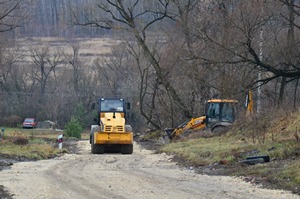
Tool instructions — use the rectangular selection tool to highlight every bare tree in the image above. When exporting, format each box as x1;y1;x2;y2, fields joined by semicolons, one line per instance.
123;41;162;130
278;0;300;107
0;41;28;115
0;0;22;32
72;0;193;118
30;46;63;100
65;43;96;111
186;1;300;109
0;0;34;33
172;0;199;51
93;49;126;97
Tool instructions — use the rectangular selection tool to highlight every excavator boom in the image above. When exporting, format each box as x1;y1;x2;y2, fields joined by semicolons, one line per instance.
165;116;206;140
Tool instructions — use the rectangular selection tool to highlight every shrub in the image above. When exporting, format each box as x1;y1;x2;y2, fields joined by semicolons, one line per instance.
12;130;29;145
13;137;29;145
64;117;82;139
3;115;22;127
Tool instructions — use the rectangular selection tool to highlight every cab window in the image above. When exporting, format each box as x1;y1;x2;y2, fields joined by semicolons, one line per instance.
100;99;124;112
221;103;235;122
207;103;220;118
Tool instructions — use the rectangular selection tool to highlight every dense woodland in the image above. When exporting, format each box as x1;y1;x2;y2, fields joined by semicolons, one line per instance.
0;0;300;131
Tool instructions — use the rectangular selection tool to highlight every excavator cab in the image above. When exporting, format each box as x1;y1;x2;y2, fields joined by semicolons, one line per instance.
205;99;238;130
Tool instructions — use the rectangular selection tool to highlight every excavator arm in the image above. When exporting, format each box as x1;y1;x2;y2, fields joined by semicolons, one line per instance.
165;116;206;140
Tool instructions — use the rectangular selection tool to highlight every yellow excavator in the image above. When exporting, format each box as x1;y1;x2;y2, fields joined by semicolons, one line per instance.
165;91;254;140
165;99;239;140
90;98;133;154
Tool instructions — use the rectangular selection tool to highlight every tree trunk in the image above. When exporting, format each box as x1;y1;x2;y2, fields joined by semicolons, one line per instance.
131;27;191;117
293;78;299;109
278;76;286;106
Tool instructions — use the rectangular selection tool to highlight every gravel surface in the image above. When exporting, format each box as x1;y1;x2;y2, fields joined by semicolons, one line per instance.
0;140;299;199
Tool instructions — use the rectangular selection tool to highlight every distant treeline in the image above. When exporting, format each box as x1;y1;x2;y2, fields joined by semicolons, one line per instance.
13;0;110;37
13;0;165;38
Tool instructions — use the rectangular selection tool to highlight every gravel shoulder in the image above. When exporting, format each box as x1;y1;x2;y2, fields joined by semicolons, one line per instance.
0;140;299;199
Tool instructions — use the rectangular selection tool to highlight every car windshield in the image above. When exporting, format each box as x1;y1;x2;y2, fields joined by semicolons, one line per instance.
24;119;34;122
100;99;124;112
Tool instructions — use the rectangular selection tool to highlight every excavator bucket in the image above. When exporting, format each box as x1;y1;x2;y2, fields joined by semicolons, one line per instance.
164;128;175;140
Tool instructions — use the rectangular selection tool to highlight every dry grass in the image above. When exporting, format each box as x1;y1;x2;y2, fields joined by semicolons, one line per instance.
15;37;122;66
161;135;257;165
0;142;59;160
161;117;300;164
0;128;65;160
0;127;91;161
160;109;300;192
282;162;300;184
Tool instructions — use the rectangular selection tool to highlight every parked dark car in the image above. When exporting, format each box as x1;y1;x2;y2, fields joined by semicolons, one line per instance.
22;118;38;128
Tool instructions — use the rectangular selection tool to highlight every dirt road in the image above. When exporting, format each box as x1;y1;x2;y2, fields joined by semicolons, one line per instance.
0;141;299;199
